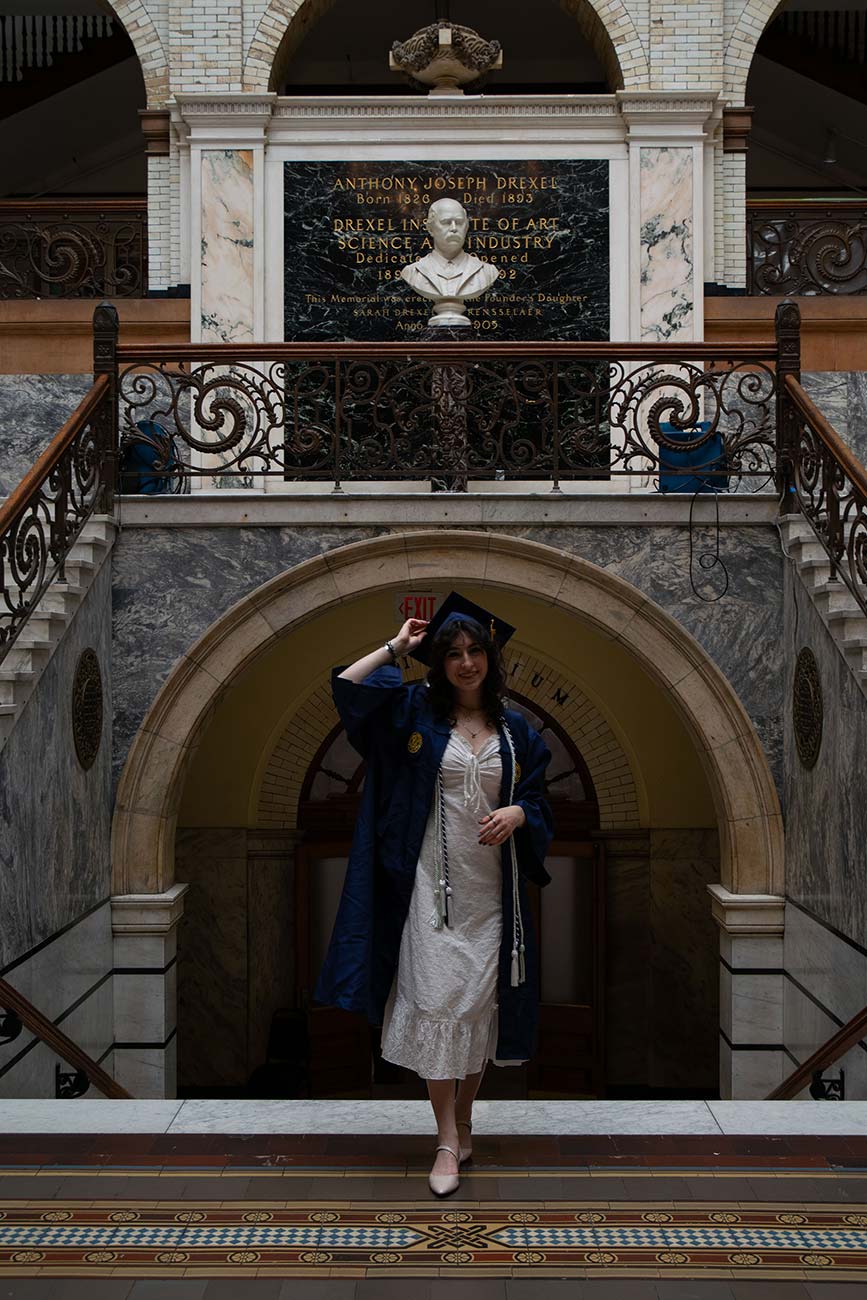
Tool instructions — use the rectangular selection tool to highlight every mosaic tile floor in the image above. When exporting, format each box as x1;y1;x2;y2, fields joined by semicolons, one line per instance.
0;1134;866;1295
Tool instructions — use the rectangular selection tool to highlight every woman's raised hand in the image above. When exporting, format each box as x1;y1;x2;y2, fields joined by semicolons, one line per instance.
392;618;429;656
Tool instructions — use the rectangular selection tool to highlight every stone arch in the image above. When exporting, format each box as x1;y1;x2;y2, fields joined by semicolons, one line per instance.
243;0;648;94
254;642;642;830
112;531;783;900
104;0;170;107
724;0;787;102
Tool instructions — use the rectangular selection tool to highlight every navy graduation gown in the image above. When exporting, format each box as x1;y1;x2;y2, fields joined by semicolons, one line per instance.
313;664;554;1064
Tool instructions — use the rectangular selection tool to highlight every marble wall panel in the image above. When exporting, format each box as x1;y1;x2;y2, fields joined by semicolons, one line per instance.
603;838;651;1087
176;827;249;1090
783;563;867;946
784;901;867;1027
0;976;113;1099
783;979;867;1101
0;374;91;495
649;829;720;1092
111;524;383;795
201;149;254;344
846;371;867;467
500;524;784;798
247;841;295;1074
640;148;693;341
0;561;113;970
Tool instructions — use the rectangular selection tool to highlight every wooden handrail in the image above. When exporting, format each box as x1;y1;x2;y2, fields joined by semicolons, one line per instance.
117;339;781;364
0;374;108;536
767;1002;867;1100
0;199;146;214
785;374;867;501
0;976;132;1099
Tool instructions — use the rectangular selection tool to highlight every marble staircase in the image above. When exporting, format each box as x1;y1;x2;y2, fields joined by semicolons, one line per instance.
779;512;867;696
0;514;116;748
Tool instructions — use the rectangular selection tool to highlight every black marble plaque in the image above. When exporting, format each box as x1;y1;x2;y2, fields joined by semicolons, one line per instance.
283;160;609;342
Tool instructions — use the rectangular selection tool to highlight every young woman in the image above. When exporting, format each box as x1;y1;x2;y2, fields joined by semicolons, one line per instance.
315;603;553;1196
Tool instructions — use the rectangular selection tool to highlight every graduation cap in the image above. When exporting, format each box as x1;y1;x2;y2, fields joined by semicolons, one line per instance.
411;591;516;666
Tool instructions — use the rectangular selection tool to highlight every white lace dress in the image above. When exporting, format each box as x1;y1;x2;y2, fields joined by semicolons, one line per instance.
380;729;505;1080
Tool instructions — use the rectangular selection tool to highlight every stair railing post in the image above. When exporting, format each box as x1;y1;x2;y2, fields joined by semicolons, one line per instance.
774;298;801;509
92;301;119;515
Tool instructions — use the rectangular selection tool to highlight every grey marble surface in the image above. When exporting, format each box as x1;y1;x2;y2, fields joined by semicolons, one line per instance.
649;828;720;1092
176;827;249;1089
802;370;867;467
111;524;384;793
783;564;867;946
0;562;113;969
112;521;783;804
500;523;785;796
0;374;91;495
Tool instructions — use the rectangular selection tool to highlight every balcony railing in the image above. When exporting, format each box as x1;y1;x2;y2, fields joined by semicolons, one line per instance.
113;333;789;494
0;199;147;299
747;199;867;296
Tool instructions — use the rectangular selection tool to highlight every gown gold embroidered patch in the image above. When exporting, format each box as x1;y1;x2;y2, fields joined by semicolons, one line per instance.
407;731;423;754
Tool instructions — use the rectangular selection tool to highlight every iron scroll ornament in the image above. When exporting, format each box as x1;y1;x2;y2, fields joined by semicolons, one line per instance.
72;648;103;771
793;646;823;770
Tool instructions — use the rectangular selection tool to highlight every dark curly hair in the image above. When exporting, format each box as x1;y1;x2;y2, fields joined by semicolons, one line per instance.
426;616;506;725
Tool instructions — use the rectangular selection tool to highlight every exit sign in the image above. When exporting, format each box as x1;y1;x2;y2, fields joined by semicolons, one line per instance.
395;592;442;623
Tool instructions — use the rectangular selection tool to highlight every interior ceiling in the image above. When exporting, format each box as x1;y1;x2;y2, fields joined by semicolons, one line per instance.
281;0;608;91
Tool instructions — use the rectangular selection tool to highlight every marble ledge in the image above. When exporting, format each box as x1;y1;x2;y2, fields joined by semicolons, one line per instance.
118;492;781;530
3;1097;867;1134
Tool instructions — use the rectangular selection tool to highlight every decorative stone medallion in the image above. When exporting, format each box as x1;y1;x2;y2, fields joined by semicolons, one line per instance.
793;646;822;769
72;648;103;770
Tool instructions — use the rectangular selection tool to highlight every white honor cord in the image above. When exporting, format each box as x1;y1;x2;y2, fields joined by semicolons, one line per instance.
502;721;526;988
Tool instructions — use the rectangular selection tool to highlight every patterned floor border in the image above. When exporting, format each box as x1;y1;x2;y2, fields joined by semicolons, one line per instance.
2;1201;867;1280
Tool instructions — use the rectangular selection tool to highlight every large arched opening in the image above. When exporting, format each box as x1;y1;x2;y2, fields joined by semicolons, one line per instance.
244;0;648;95
112;532;783;1100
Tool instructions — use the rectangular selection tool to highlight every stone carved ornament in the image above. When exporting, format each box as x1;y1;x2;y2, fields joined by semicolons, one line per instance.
390;21;503;94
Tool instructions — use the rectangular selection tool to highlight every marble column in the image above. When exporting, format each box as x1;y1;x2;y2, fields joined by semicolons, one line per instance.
620;93;719;343
708;884;786;1099
177;94;274;344
111;884;189;1099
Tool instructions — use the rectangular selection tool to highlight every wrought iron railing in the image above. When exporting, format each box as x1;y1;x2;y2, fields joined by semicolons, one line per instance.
0;305;116;663
0;976;131;1099
747;199;867;296
0;199;147;299
767;1000;867;1101
786;370;867;619
112;331;787;493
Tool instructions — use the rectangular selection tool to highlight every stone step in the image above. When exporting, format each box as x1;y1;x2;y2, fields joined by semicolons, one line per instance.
18;609;68;644
38;581;87;617
0;669;36;707
5;639;54;674
811;580;863;617
796;556;834;589
0;703;16;742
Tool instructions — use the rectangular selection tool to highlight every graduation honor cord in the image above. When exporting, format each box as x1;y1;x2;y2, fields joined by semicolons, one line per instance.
430;720;527;988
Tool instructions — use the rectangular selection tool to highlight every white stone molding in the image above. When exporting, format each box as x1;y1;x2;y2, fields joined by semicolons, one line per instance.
111;884;190;934
707;883;786;936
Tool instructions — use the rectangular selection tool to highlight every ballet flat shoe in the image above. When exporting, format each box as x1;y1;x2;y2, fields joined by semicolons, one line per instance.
456;1118;473;1164
429;1143;460;1197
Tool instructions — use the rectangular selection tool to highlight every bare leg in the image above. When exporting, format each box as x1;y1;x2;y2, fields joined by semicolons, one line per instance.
455;1066;485;1124
454;1066;485;1157
427;1078;460;1177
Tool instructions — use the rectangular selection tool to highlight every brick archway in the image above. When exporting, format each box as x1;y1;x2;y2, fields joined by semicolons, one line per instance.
104;0;169;106
724;0;786;101
255;642;642;831
243;0;649;94
112;531;783;899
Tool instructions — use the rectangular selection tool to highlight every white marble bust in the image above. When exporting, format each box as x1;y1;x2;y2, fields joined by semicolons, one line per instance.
400;197;500;327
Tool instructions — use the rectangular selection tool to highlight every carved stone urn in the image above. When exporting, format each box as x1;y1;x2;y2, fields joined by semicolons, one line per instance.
389;22;502;96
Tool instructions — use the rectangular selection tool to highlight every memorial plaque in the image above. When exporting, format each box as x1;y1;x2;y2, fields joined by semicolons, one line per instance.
283;160;609;341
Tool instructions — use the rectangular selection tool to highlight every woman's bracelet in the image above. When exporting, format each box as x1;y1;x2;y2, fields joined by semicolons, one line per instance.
384;640;398;661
